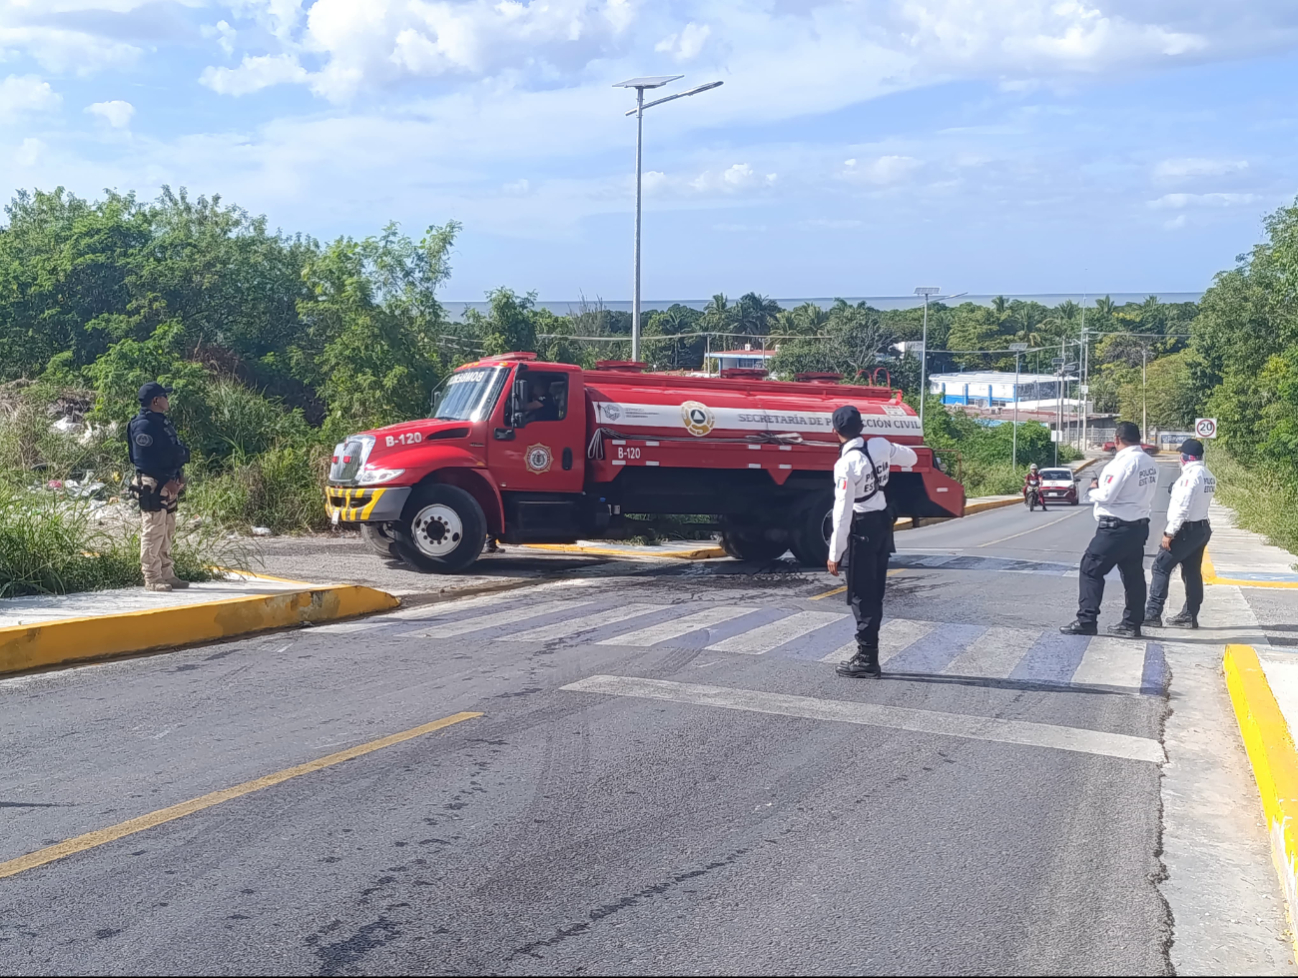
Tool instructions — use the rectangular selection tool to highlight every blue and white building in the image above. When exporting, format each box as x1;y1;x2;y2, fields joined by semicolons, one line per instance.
928;371;1070;407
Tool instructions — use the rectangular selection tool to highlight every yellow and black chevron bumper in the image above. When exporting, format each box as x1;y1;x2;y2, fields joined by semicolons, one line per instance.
325;485;411;523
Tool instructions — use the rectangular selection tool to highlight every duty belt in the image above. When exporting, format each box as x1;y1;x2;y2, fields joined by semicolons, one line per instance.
1098;516;1149;529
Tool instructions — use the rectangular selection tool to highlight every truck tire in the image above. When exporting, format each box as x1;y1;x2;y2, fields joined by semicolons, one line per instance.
789;490;835;567
719;530;788;562
392;484;486;574
360;523;400;558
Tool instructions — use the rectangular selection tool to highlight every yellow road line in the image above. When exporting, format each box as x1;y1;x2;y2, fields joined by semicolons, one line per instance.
810;569;904;600
811;586;846;600
977;510;1086;548
0;710;482;881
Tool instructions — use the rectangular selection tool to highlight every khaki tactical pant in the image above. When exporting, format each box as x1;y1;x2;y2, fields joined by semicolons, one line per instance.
139;476;178;585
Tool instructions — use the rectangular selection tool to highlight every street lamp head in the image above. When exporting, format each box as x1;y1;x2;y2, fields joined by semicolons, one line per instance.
914;287;941;296
613;75;683;89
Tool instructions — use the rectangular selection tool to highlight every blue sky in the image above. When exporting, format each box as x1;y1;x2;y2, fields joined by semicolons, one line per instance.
1;1;1296;301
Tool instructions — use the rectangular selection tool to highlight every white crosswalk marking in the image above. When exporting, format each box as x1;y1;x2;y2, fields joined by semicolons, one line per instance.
506;604;663;642
818;618;935;664
402;599;584;638
598;606;759;647
943;626;1039;678
1071;637;1147;688
709;611;847;655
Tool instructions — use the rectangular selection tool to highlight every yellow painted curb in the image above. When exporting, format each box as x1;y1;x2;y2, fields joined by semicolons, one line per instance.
1202;549;1298;590
523;543;726;560
0;585;400;677
1223;643;1298;952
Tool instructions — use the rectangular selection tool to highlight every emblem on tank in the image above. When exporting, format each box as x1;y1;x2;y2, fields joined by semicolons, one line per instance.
600;402;621;421
524;443;553;474
680;400;715;437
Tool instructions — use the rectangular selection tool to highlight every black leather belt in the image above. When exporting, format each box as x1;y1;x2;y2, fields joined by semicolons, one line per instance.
1098;516;1149;529
1182;519;1210;527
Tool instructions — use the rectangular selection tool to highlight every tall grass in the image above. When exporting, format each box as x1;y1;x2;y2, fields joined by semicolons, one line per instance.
187;444;331;533
0;487;246;597
1210;449;1298;564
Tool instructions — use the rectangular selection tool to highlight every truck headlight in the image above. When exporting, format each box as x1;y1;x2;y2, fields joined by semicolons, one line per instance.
357;467;406;485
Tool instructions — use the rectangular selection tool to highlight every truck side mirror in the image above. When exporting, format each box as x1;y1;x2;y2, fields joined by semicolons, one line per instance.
510;378;529;427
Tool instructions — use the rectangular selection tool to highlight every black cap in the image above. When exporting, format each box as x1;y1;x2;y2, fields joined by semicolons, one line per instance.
1179;438;1205;458
138;381;172;406
832;404;864;437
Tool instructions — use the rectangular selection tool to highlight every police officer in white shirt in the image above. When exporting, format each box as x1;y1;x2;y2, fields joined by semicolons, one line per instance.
1061;421;1160;638
1144;438;1216;629
826;405;919;678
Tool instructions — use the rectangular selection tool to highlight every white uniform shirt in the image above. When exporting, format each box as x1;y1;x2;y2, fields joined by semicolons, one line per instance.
1165;460;1216;536
828;436;919;563
1089;445;1159;522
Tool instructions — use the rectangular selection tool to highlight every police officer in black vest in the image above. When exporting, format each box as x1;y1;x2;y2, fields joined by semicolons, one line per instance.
827;405;919;678
128;382;191;591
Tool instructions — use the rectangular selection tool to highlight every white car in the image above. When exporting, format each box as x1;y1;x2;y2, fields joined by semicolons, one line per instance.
1038;468;1080;505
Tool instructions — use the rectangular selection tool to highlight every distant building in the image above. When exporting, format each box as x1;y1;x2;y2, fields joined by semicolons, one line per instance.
928;371;1074;407
705;348;778;373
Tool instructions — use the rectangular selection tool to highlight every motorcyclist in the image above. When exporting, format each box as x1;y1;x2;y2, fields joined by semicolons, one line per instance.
1023;463;1048;511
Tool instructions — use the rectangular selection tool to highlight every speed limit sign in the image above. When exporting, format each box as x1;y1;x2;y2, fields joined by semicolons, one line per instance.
1195;418;1218;439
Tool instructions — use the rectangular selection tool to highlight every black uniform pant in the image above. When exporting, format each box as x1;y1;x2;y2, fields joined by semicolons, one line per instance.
1146;520;1211;618
1077;518;1149;628
846;510;893;649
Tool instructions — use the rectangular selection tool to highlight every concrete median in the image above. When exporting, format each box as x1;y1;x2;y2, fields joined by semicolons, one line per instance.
0;584;399;677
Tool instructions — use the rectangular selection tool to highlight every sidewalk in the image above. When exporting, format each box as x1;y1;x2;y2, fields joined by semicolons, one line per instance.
0;572;397;677
1205;498;1298;586
1200;494;1298;953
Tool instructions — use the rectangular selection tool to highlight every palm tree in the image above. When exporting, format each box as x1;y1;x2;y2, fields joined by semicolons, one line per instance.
734;292;781;336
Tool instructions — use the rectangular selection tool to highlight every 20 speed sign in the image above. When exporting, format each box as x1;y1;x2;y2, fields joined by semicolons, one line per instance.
1194;418;1218;439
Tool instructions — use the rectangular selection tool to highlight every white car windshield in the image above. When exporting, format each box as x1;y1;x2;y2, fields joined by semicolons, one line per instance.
430;366;510;422
1040;469;1073;481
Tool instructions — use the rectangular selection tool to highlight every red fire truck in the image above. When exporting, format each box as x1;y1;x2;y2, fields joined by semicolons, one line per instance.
325;354;965;572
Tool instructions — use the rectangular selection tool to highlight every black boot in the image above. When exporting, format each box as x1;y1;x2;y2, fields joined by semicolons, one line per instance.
1165;610;1199;628
1106;621;1142;639
1059;620;1098;636
1143;612;1163;628
837;646;882;678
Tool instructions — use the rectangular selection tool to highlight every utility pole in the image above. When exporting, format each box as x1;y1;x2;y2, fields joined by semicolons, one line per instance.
1142;344;1149;438
914;287;940;433
1010;342;1028;471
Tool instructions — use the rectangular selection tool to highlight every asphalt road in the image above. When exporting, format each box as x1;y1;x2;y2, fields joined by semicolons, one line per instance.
0;459;1288;975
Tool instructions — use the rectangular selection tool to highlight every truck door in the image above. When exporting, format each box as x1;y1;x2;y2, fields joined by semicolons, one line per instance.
488;364;585;493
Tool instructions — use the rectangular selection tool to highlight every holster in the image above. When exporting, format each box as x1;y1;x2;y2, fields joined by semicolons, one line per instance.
130;479;164;513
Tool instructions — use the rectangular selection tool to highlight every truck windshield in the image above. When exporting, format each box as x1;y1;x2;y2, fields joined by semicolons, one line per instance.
430;366;509;422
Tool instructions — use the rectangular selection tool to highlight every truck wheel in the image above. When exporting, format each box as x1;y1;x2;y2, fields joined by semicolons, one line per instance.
789;491;834;567
360;523;400;558
393;484;486;574
719;530;788;562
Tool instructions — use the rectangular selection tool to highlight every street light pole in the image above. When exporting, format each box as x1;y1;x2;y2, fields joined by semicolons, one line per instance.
615;75;724;363
633;86;644;362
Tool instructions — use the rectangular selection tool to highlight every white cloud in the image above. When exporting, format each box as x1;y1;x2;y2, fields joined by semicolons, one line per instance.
841;155;920;185
503;178;530;194
656;22;710;61
0;74;61;120
713;222;767;232
200;54;309;96
13;136;44;167
1148;192;1262;209
86;99;135;128
202;20;238;57
1154;157;1249;180
800;218;863;229
690;163;777;193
